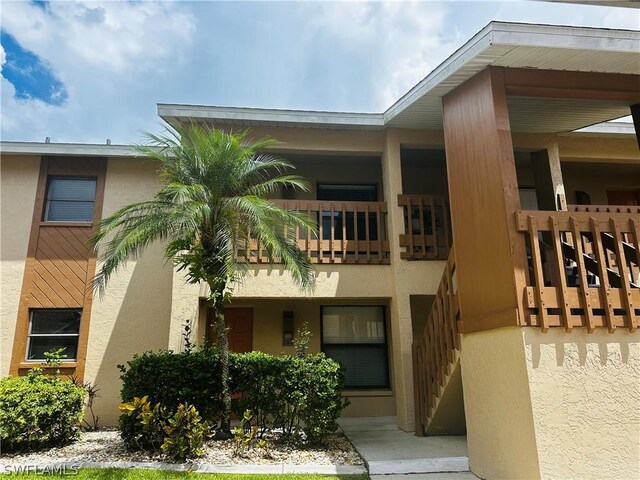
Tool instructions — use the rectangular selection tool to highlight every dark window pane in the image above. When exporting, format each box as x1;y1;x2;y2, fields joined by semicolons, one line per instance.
45;177;96;222
27;336;78;360
323;345;388;388
317;184;377;202
46;200;95;222
48;178;96;201
31;310;81;334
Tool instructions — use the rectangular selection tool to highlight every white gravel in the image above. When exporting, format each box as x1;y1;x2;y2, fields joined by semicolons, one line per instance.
0;430;364;467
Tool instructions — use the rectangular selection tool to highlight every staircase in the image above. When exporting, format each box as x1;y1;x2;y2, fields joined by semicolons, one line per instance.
413;246;465;436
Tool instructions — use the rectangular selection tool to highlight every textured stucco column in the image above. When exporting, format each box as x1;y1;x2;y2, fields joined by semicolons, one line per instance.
382;129;416;431
531;138;565;211
461;327;542;480
168;272;203;352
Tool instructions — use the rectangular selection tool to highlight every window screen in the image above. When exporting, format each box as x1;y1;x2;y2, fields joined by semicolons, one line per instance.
45;177;97;222
322;306;389;389
27;309;81;361
317;184;377;202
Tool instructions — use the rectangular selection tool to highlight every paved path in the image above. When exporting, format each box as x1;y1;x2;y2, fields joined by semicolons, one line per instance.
339;416;478;478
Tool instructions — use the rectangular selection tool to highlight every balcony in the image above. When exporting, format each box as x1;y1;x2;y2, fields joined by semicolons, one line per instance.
237;199;390;265
398;194;452;261
517;207;639;331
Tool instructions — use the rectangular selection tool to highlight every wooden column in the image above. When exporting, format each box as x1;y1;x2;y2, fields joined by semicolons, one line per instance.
442;67;527;332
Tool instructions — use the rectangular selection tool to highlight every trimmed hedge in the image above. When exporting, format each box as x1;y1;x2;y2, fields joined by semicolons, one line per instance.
118;348;222;422
0;369;86;451
119;349;348;442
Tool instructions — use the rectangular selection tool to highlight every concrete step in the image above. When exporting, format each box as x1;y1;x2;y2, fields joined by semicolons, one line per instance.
367;456;470;475
372;473;479;480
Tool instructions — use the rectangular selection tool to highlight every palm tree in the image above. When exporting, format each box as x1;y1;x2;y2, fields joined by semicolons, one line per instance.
91;125;316;436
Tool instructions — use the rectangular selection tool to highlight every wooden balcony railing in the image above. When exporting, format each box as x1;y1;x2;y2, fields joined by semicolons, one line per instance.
398;194;451;260
569;205;640;214
516;210;639;332
413;246;461;434
237;200;390;265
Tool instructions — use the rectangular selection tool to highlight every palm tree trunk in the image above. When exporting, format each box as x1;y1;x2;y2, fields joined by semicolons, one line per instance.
212;289;232;438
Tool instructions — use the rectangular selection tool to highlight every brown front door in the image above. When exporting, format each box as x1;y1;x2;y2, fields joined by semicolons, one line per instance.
607;190;639;206
208;307;253;353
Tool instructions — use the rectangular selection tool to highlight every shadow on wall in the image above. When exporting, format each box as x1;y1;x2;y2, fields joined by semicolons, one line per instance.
525;328;636;368
90;246;173;426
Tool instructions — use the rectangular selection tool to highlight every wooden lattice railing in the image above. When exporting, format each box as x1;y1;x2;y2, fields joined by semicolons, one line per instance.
516;210;639;332
413;246;461;435
236;199;390;264
569;205;640;214
398;194;451;260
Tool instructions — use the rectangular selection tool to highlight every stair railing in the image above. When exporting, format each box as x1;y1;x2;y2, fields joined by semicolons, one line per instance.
412;246;461;435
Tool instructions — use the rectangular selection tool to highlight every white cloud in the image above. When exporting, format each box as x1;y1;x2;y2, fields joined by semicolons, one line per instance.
0;43;5;74
0;1;196;142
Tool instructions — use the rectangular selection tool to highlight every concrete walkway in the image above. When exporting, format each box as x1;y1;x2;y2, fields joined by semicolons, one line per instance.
339;416;478;478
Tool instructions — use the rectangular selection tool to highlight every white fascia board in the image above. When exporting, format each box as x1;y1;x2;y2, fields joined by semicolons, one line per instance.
157;104;384;128
489;22;640;53
569;121;637;136
0;141;143;157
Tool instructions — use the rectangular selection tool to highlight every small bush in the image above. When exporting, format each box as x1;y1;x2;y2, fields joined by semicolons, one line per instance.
0;369;86;451
232;351;348;443
119;396;210;461
119;349;222;422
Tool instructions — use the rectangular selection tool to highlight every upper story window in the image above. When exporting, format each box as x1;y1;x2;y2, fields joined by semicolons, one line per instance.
317;183;378;202
26;309;82;361
44;177;97;222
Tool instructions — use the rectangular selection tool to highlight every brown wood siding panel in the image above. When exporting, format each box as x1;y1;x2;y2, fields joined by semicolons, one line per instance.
442;67;524;332
10;157;107;378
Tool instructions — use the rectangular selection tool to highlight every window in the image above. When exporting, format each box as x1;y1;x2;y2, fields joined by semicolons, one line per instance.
321;306;389;389
317;184;379;241
26;310;81;361
45;177;97;222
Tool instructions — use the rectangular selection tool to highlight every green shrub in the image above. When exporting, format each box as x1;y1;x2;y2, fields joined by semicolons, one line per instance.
231;351;348;443
0;369;86;451
118;349;222;422
120;349;348;444
119;396;210;461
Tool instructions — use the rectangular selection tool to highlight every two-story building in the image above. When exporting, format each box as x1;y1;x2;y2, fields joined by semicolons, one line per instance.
1;21;639;479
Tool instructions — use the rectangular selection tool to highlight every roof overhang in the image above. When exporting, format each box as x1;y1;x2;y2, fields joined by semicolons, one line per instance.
159;22;640;134
0;142;141;157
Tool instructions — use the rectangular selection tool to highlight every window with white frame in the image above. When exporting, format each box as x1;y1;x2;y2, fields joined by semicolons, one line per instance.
44;177;97;222
321;305;389;389
26;310;82;361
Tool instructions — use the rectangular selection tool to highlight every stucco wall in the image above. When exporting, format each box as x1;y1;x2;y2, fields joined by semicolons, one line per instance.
460;327;541;480
561;161;639;205
0;155;40;376
86;157;174;426
524;328;640;480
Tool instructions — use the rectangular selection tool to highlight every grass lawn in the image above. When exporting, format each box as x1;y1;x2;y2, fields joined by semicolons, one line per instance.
1;468;369;480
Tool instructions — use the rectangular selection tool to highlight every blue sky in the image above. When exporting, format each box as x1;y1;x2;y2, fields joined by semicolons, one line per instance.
1;1;638;143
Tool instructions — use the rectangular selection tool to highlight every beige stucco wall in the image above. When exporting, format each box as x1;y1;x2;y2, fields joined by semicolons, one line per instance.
561;161;639;205
85;157;174;426
524;328;640;480
461;327;541;480
0;155;40;376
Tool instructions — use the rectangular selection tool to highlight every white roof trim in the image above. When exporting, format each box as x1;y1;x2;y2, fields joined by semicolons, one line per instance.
157;104;384;128
571;121;637;136
0;142;142;157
